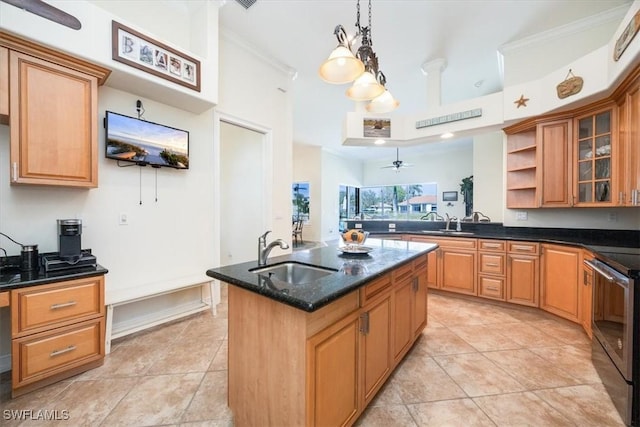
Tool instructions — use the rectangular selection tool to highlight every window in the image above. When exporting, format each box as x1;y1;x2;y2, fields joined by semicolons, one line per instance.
292;182;310;222
340;183;437;222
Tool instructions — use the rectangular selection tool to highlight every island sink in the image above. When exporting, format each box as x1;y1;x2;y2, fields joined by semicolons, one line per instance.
250;262;338;285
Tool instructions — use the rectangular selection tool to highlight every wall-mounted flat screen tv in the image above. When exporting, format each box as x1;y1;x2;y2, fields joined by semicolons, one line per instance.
105;111;189;169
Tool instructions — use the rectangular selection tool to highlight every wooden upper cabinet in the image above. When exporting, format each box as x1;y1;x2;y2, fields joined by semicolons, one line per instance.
537;119;573;207
573;105;617;207
10;51;98;187
616;69;640;206
0;46;8;122
1;32;110;188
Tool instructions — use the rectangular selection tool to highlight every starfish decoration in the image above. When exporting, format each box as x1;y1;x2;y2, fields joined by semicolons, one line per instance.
514;94;529;108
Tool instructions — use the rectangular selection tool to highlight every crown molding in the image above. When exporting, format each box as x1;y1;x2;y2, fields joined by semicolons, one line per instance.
498;3;630;54
220;26;297;79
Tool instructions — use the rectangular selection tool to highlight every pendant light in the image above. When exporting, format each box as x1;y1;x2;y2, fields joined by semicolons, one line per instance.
319;0;398;109
319;26;365;84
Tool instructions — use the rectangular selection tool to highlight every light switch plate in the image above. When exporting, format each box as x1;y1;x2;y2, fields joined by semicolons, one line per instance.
516;212;528;221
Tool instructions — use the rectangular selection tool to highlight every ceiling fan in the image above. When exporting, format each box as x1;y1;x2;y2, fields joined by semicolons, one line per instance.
382;148;413;172
1;0;81;30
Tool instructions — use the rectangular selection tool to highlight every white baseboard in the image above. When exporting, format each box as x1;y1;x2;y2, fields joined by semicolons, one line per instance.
111;299;210;340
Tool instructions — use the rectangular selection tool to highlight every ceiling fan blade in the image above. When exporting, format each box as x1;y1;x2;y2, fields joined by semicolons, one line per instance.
1;0;82;30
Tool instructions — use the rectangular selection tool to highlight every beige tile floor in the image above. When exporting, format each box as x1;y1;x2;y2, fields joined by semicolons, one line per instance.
0;286;625;427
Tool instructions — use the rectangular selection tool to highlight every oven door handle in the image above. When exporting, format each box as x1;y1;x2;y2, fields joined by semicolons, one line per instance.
583;259;615;282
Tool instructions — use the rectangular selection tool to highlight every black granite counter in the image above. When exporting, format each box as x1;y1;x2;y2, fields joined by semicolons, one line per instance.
206;239;437;312
353;222;640;279
0;251;108;292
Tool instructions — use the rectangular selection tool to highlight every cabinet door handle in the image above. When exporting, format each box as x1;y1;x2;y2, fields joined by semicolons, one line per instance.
11;162;17;182
50;301;77;310
360;312;370;335
633;189;639;206
50;345;76;357
619;191;624;205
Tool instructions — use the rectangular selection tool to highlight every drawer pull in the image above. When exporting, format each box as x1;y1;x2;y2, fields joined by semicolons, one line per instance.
512;245;532;251
484;244;501;248
486;286;498;291
50;345;77;357
485;263;500;267
50;301;77;310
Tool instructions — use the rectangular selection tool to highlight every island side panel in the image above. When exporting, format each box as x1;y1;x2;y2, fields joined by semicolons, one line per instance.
228;285;307;427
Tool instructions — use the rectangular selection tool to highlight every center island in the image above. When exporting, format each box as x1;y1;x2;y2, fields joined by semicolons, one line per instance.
206;238;438;427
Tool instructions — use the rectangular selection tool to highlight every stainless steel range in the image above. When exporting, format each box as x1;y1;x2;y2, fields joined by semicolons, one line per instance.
587;247;640;426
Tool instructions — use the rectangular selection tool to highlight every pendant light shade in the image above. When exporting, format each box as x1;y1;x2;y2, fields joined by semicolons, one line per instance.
366;89;400;113
346;71;385;101
321;1;398;108
319;46;365;84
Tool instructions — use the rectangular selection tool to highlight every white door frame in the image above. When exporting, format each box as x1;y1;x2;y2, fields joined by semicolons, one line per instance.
212;110;273;269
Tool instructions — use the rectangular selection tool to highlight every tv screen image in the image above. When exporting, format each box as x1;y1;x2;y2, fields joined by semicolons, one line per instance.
105;111;189;169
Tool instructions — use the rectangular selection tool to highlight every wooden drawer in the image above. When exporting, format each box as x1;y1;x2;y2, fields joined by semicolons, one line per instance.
12;276;104;337
479;253;505;276
392;261;413;282
478;276;505;300
413;254;428;272
360;274;392;304
12;318;104;388
478;240;506;252
507;241;539;255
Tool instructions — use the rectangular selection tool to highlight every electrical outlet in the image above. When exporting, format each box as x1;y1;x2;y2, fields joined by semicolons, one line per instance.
607;212;618;222
355;223;362;229
119;213;129;225
389;223;396;229
515;211;528;221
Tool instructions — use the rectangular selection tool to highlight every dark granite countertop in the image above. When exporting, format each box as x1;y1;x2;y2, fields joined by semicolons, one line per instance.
356;224;640;279
206;239;438;312
0;264;109;292
0;250;109;292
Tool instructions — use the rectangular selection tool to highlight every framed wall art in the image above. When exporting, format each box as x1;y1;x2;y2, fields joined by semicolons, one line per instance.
442;191;458;202
111;20;201;92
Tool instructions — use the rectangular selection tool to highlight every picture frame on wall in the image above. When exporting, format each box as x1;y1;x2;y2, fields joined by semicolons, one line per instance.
442;191;458;202
111;21;201;92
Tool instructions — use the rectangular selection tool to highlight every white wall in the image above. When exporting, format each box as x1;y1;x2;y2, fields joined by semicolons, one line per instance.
220;122;265;265
292;144;322;242
320;150;364;241
363;142;473;220
473;132;504;222
215;32;294;257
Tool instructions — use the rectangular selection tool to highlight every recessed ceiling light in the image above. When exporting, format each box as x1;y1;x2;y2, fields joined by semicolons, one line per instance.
441;132;454;139
374;139;386;145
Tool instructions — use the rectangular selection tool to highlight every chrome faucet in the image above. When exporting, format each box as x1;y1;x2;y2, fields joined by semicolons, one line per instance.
445;213;457;231
258;231;289;266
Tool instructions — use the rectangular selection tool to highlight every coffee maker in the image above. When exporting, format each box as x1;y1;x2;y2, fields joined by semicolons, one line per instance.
58;219;82;262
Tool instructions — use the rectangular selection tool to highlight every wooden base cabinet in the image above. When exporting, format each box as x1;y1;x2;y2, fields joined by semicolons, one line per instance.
505;242;540;307
581;251;594;338
10;275;106;397
228;256;429;427
478;240;507;301
540;244;581;322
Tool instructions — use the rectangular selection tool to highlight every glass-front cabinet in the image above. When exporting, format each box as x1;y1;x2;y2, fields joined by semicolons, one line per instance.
575;106;616;206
